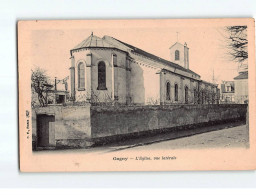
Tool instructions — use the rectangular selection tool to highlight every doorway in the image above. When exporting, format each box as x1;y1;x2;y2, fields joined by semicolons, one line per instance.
36;114;55;147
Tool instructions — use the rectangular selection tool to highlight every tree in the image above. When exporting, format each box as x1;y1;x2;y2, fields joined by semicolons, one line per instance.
31;67;52;107
225;26;248;63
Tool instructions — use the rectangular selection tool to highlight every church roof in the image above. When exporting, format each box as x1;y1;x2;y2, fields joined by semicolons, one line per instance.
234;71;248;80
72;33;200;77
72;33;115;50
110;37;199;77
169;42;189;49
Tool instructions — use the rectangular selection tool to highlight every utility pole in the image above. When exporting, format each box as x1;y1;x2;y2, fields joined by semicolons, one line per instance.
55;77;57;91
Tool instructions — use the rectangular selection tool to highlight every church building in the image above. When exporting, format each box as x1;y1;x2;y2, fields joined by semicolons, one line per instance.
69;33;219;105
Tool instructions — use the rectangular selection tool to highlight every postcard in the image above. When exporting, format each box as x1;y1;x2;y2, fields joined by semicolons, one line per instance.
18;18;256;172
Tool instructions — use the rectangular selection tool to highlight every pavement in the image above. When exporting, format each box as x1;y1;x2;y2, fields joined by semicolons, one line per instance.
47;121;249;154
123;124;249;151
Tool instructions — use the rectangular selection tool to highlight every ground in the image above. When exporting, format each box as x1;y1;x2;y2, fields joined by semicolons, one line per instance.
46;121;249;153
123;124;249;151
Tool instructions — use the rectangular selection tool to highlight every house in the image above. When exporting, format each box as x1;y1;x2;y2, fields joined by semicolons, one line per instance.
234;71;248;104
220;81;235;103
31;77;69;107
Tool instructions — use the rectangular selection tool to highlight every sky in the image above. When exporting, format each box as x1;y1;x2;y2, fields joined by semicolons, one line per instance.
30;19;243;85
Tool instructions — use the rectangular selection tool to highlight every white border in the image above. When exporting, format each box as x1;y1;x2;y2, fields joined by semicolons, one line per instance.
1;0;256;189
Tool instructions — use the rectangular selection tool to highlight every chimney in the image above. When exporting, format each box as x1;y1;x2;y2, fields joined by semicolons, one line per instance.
184;42;189;69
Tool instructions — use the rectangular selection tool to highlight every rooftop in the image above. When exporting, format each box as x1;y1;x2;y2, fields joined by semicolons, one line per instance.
72;33;115;50
72;34;200;77
109;36;200;77
234;71;248;80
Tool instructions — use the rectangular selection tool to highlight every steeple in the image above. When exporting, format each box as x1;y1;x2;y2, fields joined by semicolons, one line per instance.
169;42;189;69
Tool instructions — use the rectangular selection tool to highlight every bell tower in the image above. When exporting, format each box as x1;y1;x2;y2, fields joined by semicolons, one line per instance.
169;42;189;69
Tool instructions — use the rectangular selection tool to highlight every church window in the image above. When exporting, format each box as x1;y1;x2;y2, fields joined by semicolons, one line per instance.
166;82;171;100
113;54;117;66
208;93;212;104
97;61;107;90
175;50;180;61
212;93;215;104
194;89;197;104
175;84;178;101
185;86;189;104
78;62;85;89
201;91;205;104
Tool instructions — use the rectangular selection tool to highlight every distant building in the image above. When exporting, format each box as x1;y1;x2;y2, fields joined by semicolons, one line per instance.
234;71;248;104
49;77;70;104
69;33;219;105
220;81;235;103
31;77;69;107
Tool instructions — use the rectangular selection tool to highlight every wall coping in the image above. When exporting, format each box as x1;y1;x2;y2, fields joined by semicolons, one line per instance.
32;104;247;113
90;104;247;112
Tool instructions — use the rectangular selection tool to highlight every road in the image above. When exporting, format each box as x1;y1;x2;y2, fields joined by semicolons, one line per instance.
39;122;248;154
54;122;249;154
123;124;249;151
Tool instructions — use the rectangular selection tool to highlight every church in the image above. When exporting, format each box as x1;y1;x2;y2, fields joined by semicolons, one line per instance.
69;33;219;105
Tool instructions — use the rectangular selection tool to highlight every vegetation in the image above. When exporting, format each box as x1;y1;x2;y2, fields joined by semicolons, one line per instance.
225;26;248;63
31;67;52;107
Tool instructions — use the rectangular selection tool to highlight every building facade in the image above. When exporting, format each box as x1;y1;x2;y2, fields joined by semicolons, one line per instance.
234;71;248;104
69;33;219;105
31;77;69;107
220;81;235;103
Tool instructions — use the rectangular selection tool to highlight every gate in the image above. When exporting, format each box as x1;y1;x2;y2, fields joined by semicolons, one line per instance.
36;114;55;147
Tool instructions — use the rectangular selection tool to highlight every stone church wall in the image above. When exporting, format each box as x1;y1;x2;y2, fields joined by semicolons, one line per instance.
130;61;160;105
72;49;89;102
163;72;198;104
72;49;128;104
169;43;185;67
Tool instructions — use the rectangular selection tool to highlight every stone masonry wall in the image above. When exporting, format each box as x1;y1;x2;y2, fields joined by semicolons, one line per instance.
32;105;91;148
90;104;247;139
32;104;247;149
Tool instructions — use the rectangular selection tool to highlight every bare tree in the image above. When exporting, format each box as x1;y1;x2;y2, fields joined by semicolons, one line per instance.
31;67;51;107
225;26;248;63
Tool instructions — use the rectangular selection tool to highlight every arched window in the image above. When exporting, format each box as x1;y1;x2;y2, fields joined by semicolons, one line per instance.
166;82;171;100
208;93;212;104
175;84;178;101
113;54;117;66
194;89;197;104
212;93;215;104
78;62;85;89
205;91;208;104
185;86;189;104
175;50;180;61
97;61;106;90
201;91;204;104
